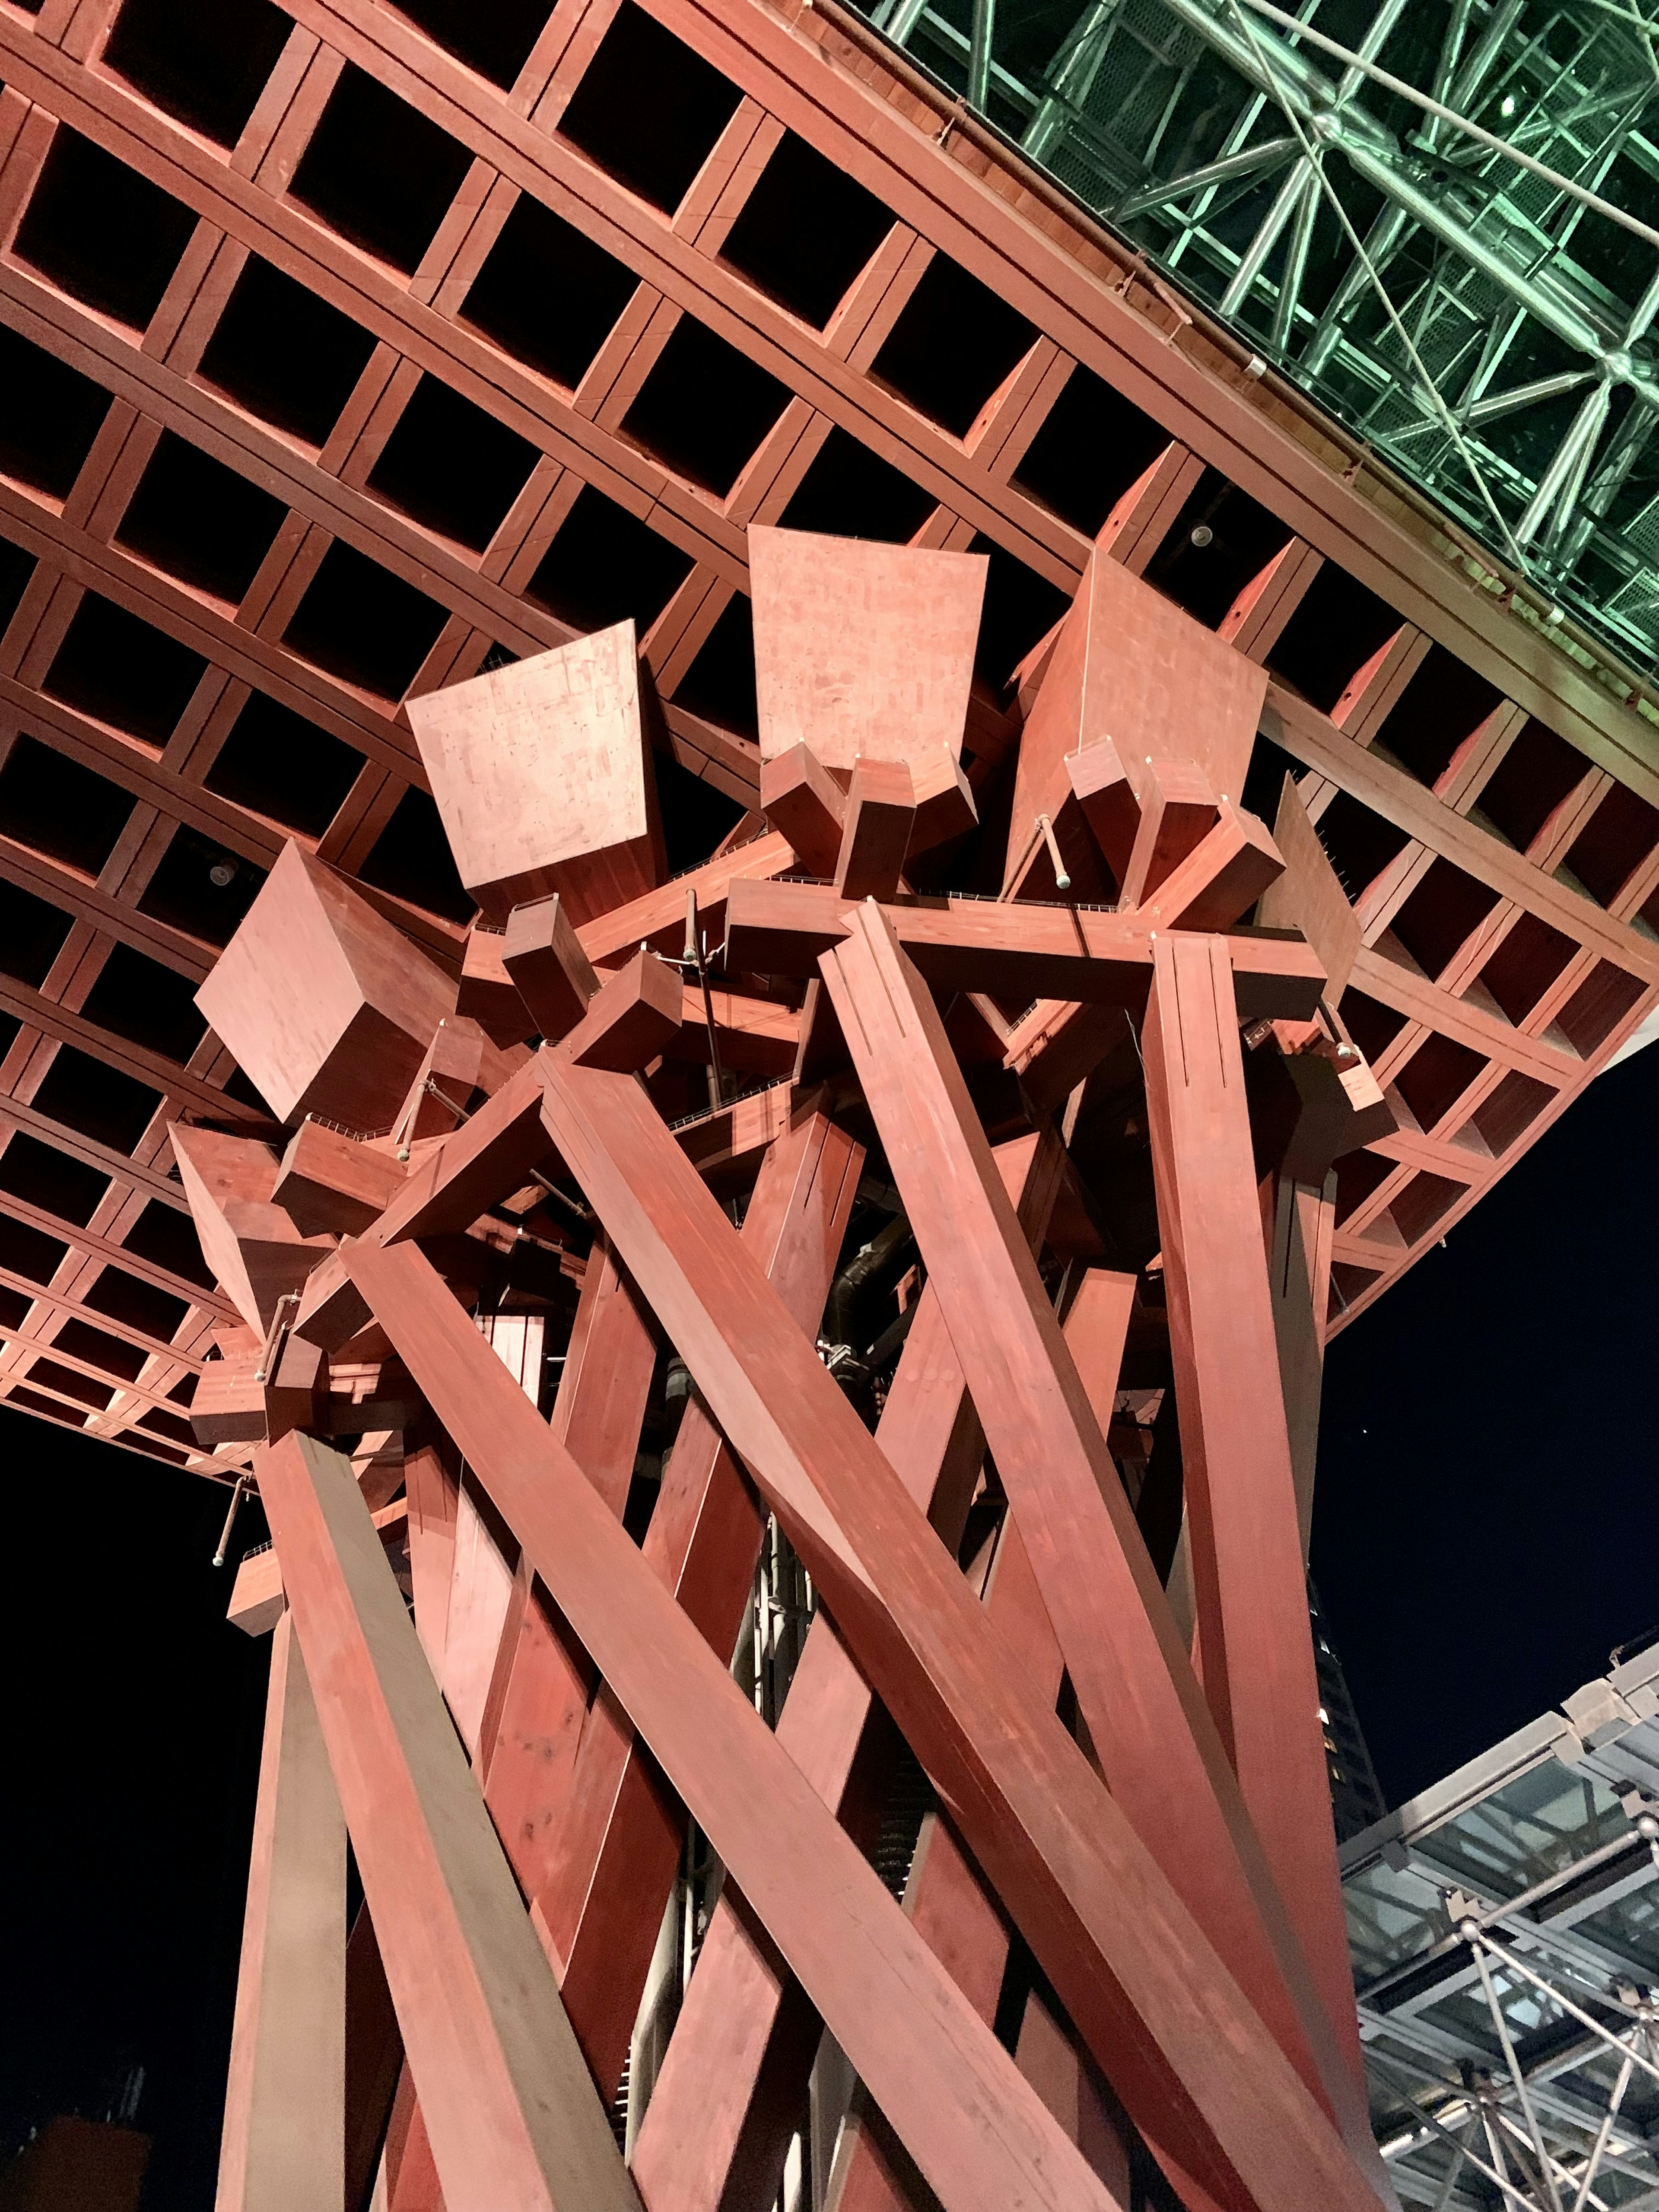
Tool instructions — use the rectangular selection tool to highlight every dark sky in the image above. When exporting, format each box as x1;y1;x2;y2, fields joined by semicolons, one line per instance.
1313;1036;1659;1807
0;1040;1652;2206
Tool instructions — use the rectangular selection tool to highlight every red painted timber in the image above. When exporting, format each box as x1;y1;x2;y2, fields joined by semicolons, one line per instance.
814;906;1376;2166
342;1236;1134;2212
254;1432;635;2212
531;1050;1387;2212
537;1109;862;2098
1141;934;1362;2085
631;1132;1061;2212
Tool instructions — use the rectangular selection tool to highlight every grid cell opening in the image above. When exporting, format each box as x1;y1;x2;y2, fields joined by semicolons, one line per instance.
461;194;639;392
0;881;73;988
137;826;267;948
116;432;286;605
871;254;1038;440
0;1135;111;1227
1266;566;1403;715
83;1265;189;1342
675;593;756;740
54;1316;148;1383
290;66;474;276
357;787;474;923
0;537;38;638
1474;719;1589;853
778;427;935;544
525;486;693;638
31;1046;162;1155
139;1404;198;1448
1373;647;1504;788
1143;470;1294;632
102;0;293;148
14;129;196;332
123;1199;214;1288
621;317;791;498
1556;960;1646;1055
43;593;208;748
386;0;550;86
197;256;379;448
0;1214;69;1282
1470;1070;1554;1155
281;541;448;700
970;537;1070;690
1337;987;1408;1065
1312;792;1411;903
1478;910;1578;1024
1563;781;1659;906
366;377;539;553
1334;1144;1394;1226
81;944;208;1065
204;693;364;837
1013;365;1170;539
26;1358;114;1411
558;4;742;214
0;1284;31;1332
0;739;137;876
720;133;893;328
1392;1032;1486;1135
0;327;111;499
1389;858;1502;981
1388;1170;1464;1246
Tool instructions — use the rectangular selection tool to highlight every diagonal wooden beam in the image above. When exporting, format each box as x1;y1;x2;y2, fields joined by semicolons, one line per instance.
254;1430;636;2212
536;1108;862;2099
1141;933;1362;2085
214;1609;346;2212
630;1130;1059;2212
530;1050;1388;2212
341;1235;1132;2212
814;905;1365;2134
817;1267;1137;2212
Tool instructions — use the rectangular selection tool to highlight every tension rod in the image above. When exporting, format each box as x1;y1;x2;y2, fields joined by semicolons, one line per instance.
685;887;726;1110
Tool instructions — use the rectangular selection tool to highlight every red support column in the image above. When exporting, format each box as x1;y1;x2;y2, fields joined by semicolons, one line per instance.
214;1610;346;2212
255;1432;636;2212
1141;933;1362;2087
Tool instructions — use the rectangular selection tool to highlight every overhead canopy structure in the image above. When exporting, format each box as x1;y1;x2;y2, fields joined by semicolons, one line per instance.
0;0;1654;1470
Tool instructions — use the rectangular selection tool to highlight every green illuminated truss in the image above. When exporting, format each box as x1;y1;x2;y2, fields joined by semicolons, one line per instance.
861;0;1659;675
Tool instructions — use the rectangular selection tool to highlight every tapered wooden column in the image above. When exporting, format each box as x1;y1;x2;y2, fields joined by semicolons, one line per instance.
529;1053;1388;2212
1269;1170;1338;1555
1141;934;1361;2086
215;1610;346;2212
254;1433;636;2212
814;906;1360;2133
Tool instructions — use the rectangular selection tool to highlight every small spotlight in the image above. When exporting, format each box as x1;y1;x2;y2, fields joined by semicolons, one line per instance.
1189;524;1214;548
1499;92;1516;118
209;859;236;888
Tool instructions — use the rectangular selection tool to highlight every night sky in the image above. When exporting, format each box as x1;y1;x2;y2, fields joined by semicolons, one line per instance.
0;1043;1653;2206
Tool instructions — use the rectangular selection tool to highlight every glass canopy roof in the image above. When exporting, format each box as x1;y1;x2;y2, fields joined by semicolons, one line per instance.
855;0;1659;685
1339;1638;1659;2208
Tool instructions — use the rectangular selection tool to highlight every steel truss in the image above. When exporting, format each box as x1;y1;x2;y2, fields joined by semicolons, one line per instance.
1344;1645;1659;2208
863;0;1659;671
